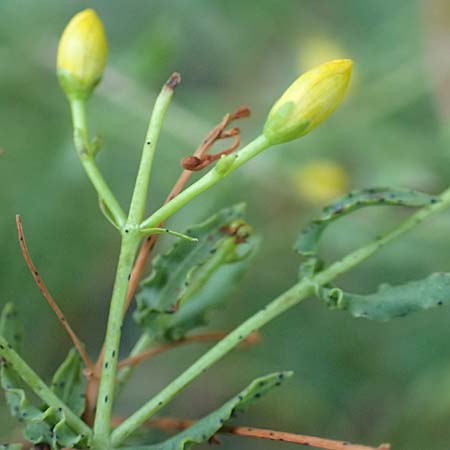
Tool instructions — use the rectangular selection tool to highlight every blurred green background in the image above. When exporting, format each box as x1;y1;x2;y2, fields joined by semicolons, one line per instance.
2;0;450;448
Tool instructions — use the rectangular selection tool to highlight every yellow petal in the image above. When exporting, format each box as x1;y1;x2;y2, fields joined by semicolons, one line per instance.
57;9;108;100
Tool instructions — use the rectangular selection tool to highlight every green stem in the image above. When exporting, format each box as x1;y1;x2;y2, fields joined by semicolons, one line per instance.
92;231;141;448
0;335;92;440
92;76;178;448
128;75;178;225
111;185;450;446
70;99;127;228
140;134;270;229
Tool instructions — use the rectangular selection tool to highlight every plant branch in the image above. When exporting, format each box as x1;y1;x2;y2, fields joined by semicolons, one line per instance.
124;105;250;316
127;72;181;226
87;106;253;412
117;331;261;369
110;280;314;446
0;335;92;440
122;416;390;450
92;74;180;447
111;185;450;446
140;134;270;230
15;215;94;373
70;99;127;228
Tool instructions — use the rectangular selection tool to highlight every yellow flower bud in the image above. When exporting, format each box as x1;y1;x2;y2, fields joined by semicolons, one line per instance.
57;9;108;100
263;59;353;144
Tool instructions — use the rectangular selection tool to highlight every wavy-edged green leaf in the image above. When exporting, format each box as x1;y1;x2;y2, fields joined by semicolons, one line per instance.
0;304;53;445
134;204;256;341
0;305;86;449
51;348;86;417
295;187;438;256
316;272;450;321
47;349;88;448
118;371;292;450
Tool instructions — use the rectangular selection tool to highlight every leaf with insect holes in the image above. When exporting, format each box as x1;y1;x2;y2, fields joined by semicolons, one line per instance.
50;348;86;417
294;187;438;256
316;272;450;321
0;304;86;449
117;371;292;450
134;204;257;341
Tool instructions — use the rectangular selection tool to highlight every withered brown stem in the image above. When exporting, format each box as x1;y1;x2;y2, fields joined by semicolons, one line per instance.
110;416;390;450
15;215;94;374
117;331;261;369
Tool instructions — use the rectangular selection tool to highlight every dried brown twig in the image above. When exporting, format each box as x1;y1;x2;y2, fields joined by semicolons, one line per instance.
15;215;94;374
110;416;390;450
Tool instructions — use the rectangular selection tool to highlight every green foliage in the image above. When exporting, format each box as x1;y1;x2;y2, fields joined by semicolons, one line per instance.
0;445;23;450
0;304;87;449
120;371;292;450
134;204;256;341
295;188;437;256
50;348;86;417
316;273;450;321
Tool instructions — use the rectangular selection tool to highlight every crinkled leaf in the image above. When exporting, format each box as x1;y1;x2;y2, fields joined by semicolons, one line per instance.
0;304;85;449
295;187;437;256
0;304;45;429
53;412;87;449
118;371;292;450
162;252;257;341
23;421;53;446
134;204;256;341
51;348;86;417
317;272;450;321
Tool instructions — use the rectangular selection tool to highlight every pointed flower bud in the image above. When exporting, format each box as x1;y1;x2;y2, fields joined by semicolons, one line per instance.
263;59;352;144
57;9;108;100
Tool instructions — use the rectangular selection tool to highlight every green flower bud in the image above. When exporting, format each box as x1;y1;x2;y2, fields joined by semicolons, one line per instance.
263;59;353;144
57;9;108;100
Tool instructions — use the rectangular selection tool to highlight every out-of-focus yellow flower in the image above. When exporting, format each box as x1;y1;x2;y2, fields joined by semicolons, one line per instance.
263;59;353;145
297;35;347;72
57;9;108;100
291;160;349;203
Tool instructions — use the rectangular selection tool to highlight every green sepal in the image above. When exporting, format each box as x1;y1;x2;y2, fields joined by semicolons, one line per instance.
316;272;450;321
295;187;438;256
117;371;292;450
57;69;97;102
134;204;256;341
263;101;310;145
